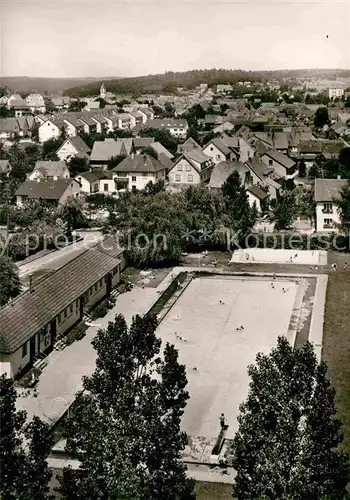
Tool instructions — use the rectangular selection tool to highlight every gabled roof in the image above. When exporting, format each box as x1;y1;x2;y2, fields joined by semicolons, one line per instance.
208;161;248;188
0;249;120;354
149;141;174;159
96;235;125;260
314;179;348;202
90;139;133;162
32;161;68;178
247;185;269;200
204;137;231;156
112;154;166;173
261;149;296;170
185;148;211;165
299;141;322;154
0;118;20;133
133;137;155;149
15;178;78;200
59;135;90;156
220;133;239;149
76;169;113;182
177;137;201;154
245;157;266;182
9;99;28;109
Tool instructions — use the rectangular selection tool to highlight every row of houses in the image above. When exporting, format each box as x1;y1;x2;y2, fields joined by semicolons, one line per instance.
0;237;126;378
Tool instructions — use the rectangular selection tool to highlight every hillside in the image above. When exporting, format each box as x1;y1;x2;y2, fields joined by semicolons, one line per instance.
64;68;350;97
0;76;119;95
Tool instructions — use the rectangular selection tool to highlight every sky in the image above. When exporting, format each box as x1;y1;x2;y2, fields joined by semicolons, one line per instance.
0;0;349;78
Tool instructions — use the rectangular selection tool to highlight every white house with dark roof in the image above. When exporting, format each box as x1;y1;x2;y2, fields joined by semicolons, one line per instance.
246;185;269;213
25;94;46;114
38;119;66;143
0;243;125;378
202;137;239;165
168;149;213;188
57;136;91;161
112;154;167;191
260;149;297;180
145;118;189;138
75;169;115;195
314;179;348;232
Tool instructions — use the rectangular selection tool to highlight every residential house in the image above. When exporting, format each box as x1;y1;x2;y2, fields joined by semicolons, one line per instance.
112;154;167;191
168;149;213;188
51;97;70;110
246;185;269;213
56;136;91;161
38;119;67;143
113;113;134;130
145;118;189;139
127;111;144;127
203;115;225;129
133;137;155;152
260;150;297;180
63;116;85;137
77;114;97;135
314;179;347;232
0;160;11;177
90;139;134;168
212;120;235;134
208;161;249;189
0;244;125;378
202;137;239;165
28;161;70;181
177;137;201;154
0;118;22;140
15;178;81;207
90;115;108;134
25;94;46;114
328;88;344;100
253;132;290;154
148;141;174;160
7;99;29;118
297;141;322;169
83;99;100;111
76;169;115;195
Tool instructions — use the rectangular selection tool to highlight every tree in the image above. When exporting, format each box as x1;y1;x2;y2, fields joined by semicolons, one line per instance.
144;179;165;195
231;337;350;500
0;256;21;306
140;128;178;155
60;196;87;238
335;179;350;233
339;147;350;179
42;137;64;160
68;100;87;112
141;146;158;159
221;171;257;240
271;190;296;230
0;375;53;499
59;314;195;499
298;160;306;178
68;156;89;177
314;106;330;129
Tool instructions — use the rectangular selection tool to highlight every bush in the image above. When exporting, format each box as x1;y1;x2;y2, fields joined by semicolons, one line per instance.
65;323;88;346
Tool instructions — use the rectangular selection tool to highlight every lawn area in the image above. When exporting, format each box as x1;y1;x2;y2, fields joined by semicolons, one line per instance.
322;256;350;456
196;481;232;500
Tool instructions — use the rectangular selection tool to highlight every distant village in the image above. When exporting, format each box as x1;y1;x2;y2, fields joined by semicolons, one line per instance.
1;75;350;233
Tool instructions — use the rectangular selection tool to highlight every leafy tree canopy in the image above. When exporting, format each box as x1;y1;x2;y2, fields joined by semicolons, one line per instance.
0;256;21;306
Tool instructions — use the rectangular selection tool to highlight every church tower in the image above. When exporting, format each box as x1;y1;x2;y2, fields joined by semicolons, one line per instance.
100;82;106;99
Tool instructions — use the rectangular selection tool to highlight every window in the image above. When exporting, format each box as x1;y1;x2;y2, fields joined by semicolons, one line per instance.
175;174;181;182
132;176;136;181
93;182;98;192
188;174;193;182
268;159;273;166
142;172;148;177
70;304;73;314
186;163;191;171
64;308;68;319
75;299;79;308
323;202;333;213
104;183;109;192
99;279;103;287
94;283;98;292
177;164;182;171
40;329;46;342
210;147;214;151
216;155;221;160
323;218;333;228
58;313;62;323
22;342;27;358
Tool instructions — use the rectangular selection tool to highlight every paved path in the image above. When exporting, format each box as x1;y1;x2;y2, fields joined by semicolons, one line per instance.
18;231;103;280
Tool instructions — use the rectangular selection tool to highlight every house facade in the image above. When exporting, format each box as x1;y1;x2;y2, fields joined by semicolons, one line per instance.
112;154;167;191
38;119;65;143
260;150;297;180
57;136;91;161
202;138;239;165
314;179;347;232
0;243;126;378
76;170;115;195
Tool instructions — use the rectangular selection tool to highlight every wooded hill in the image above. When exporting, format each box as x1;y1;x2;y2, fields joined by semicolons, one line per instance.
64;68;350;97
